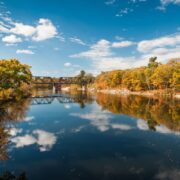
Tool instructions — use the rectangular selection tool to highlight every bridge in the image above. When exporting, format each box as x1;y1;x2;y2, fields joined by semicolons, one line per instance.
31;94;76;105
32;76;87;91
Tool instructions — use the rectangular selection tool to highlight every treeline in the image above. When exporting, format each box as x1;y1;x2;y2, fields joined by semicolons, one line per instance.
33;70;95;84
95;57;180;92
0;59;32;100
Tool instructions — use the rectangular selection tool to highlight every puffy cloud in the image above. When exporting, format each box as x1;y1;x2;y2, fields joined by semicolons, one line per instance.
70;105;112;132
137;33;180;53
33;129;57;152
71;105;133;132
70;39;141;73
69;37;86;45
11;135;37;148
70;39;112;59
2;34;22;43
16;49;34;54
112;41;135;48
70;32;180;74
1;16;58;43
91;56;138;73
11;129;57;152
32;18;58;41
10;22;36;36
142;47;180;62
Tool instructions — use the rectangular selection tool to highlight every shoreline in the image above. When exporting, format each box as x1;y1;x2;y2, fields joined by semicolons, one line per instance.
89;88;180;99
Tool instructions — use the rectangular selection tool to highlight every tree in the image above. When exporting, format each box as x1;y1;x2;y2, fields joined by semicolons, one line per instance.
0;59;32;99
148;57;159;69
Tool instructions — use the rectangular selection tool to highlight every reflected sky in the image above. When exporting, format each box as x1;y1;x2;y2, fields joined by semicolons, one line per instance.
0;92;180;180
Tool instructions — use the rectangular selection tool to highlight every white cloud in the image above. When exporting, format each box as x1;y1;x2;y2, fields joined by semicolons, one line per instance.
91;56;138;74
1;14;58;43
32;18;58;41
16;49;34;55
71;105;133;132
69;37;86;45
11;135;37;148
8;128;22;136
11;129;57;152
112;40;135;48
142;47;180;62
33;129;57;152
158;0;180;10
2;34;22;43
70;39;141;73
160;0;180;5
137;33;180;53
137;119;180;135
64;62;72;67
10;22;36;36
71;105;112;132
70;39;112;59
70;32;180;74
0;24;9;33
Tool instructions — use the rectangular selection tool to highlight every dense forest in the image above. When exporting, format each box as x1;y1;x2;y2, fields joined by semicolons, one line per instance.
0;59;32;100
95;57;180;93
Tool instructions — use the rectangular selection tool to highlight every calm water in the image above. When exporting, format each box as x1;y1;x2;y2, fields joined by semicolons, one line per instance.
0;90;180;180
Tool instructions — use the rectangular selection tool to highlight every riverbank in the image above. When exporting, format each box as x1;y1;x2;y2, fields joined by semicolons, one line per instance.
89;88;180;99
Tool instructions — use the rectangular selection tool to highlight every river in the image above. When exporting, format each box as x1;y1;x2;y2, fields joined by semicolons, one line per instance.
0;90;180;179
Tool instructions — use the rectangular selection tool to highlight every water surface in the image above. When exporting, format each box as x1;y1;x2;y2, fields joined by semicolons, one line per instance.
0;90;180;180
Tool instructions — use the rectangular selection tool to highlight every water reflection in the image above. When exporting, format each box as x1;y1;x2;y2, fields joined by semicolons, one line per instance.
96;93;180;133
0;91;180;179
0;99;31;161
11;129;57;152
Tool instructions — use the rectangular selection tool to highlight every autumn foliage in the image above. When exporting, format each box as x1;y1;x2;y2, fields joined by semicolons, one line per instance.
95;57;180;92
0;59;32;100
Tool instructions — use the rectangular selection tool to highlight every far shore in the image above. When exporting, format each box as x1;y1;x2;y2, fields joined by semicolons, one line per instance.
32;86;180;99
91;88;180;99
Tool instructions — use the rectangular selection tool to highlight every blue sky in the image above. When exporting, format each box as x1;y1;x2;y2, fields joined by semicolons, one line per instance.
0;0;180;76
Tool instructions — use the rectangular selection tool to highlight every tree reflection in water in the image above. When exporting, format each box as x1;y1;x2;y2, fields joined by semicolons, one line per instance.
0;98;31;161
0;171;27;180
96;93;180;132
